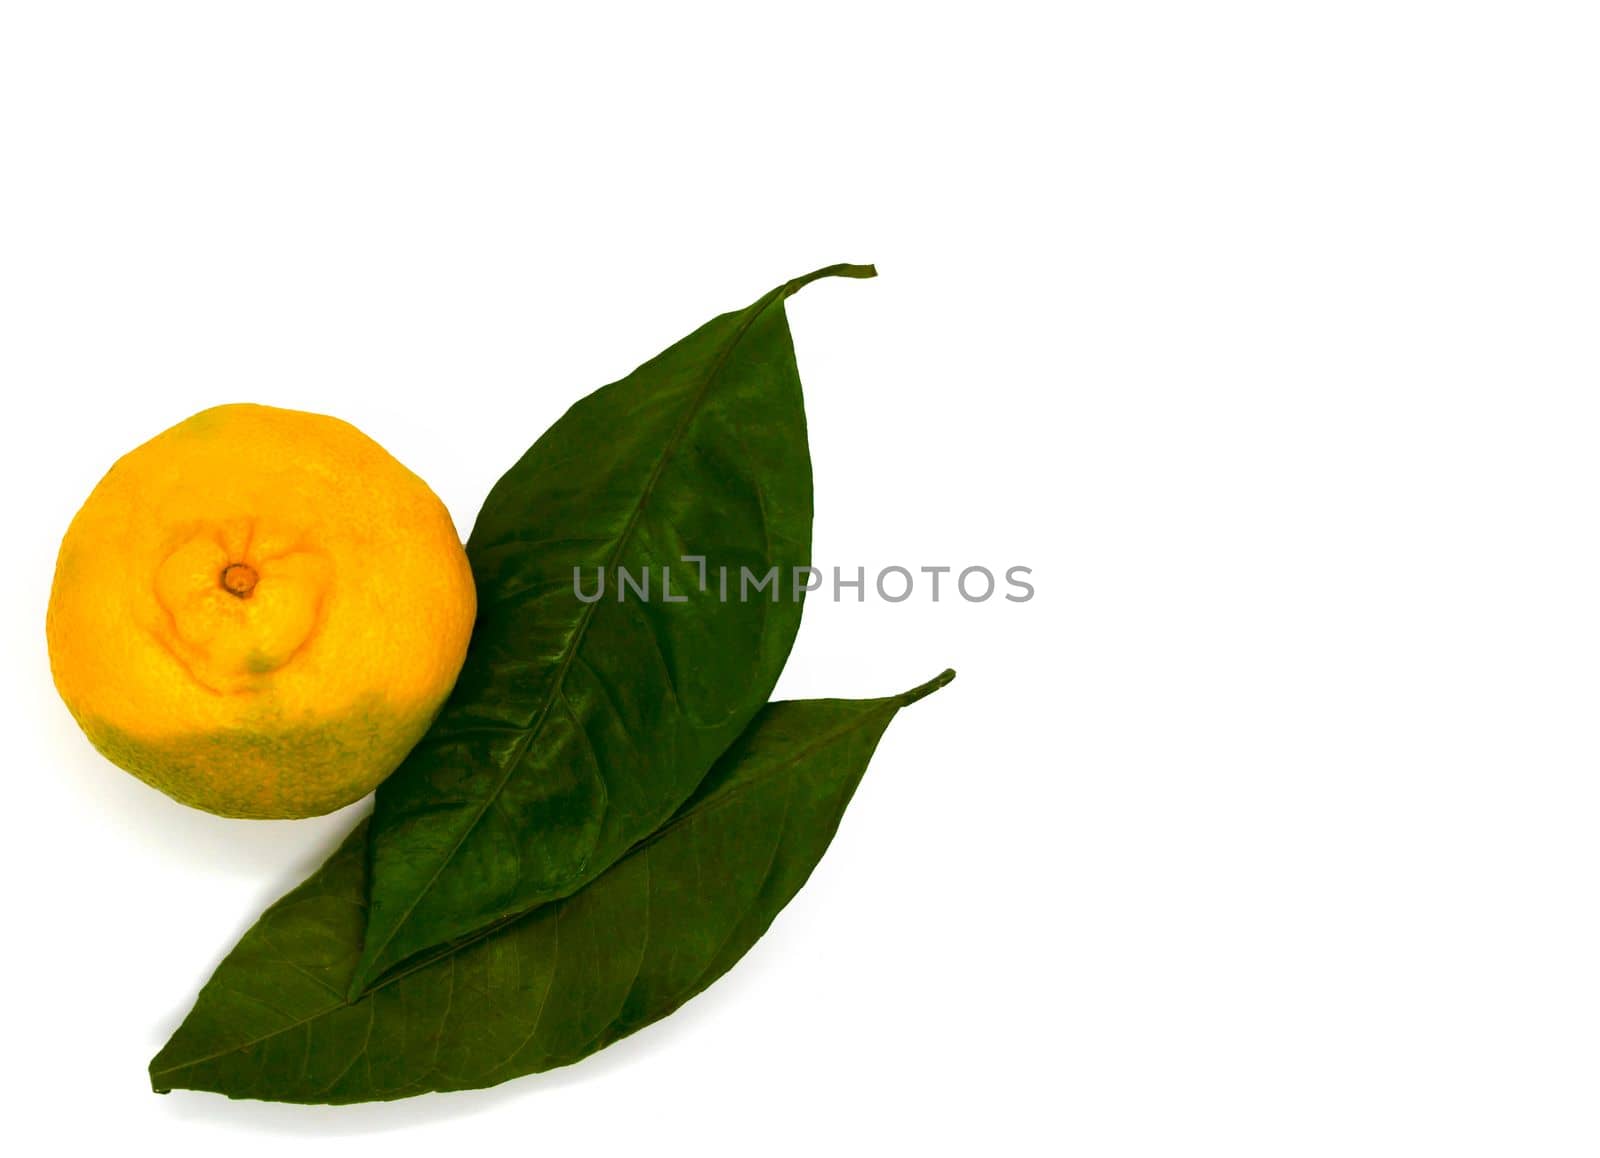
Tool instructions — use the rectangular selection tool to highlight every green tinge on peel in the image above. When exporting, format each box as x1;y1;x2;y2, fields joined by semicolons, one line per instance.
82;696;431;819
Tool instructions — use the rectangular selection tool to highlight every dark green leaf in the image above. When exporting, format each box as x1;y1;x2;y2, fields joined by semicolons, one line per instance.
353;264;875;994
149;672;954;1104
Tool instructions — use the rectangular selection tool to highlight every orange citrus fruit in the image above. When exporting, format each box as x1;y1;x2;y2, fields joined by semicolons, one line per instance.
46;403;476;818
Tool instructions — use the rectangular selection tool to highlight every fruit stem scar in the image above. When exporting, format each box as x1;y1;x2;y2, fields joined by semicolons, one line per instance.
221;562;259;599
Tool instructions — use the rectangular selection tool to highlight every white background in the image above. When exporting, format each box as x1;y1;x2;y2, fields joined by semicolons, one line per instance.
2;2;1597;1154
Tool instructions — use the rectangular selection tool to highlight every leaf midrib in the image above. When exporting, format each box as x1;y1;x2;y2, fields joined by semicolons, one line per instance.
359;699;896;990
358;280;799;985
153;699;895;1082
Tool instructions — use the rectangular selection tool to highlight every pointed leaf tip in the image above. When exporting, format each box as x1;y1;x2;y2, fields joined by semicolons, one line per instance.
898;668;956;707
782;263;878;297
